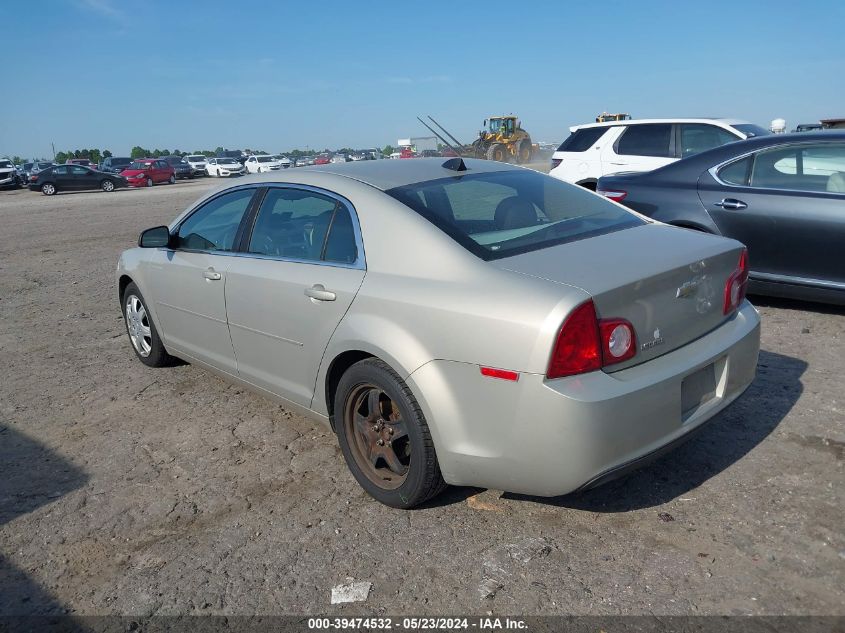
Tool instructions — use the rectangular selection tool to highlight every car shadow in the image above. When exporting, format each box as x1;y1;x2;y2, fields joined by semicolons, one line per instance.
749;294;845;316
0;424;88;617
501;349;805;512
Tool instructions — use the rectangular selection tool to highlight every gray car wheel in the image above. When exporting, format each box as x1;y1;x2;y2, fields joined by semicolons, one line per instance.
146;177;153;187
101;179;115;192
122;282;174;367
168;174;176;184
335;358;446;508
41;183;56;196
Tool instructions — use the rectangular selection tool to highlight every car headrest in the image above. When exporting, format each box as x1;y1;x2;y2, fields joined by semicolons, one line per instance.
827;171;845;193
494;196;537;230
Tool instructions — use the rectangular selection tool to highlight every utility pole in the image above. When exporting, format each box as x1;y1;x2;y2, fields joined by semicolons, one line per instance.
51;142;56;161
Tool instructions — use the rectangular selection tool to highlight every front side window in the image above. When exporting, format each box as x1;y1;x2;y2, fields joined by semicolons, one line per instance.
679;124;739;157
71;166;89;176
387;170;643;260
248;188;358;263
750;143;845;193
176;188;255;251
615;124;673;157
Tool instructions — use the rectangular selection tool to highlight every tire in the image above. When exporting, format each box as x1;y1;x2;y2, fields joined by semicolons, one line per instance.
485;143;506;162
122;282;174;368
101;179;115;192
41;182;56;196
516;139;532;164
334;358;446;508
168;174;176;184
145;177;153;187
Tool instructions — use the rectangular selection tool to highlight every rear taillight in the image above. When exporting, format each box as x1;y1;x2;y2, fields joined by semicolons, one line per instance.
723;248;749;315
597;189;627;202
547;300;637;379
550;158;562;170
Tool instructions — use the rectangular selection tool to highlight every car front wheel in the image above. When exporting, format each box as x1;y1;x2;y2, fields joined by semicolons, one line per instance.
335;358;446;508
145;177;153;187
122;282;174;367
101;179;115;192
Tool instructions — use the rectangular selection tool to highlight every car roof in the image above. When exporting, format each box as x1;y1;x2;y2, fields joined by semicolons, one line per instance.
296;157;514;191
571;117;751;131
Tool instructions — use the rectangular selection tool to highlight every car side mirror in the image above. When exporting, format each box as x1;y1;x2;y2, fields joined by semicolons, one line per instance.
138;226;171;248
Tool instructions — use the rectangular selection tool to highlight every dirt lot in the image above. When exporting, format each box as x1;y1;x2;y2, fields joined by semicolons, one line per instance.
0;176;842;617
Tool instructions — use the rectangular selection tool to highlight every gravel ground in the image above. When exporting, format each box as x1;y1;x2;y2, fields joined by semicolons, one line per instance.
0;176;842;617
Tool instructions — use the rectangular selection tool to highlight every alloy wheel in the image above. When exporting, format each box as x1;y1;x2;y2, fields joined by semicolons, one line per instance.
125;294;152;357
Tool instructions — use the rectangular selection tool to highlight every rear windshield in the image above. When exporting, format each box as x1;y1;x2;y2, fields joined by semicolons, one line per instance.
733;123;771;138
386;170;644;261
557;127;608;153
128;161;152;169
112;157;132;165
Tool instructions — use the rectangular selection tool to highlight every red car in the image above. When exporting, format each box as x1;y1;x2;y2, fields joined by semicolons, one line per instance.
120;159;176;187
313;154;331;165
400;147;416;159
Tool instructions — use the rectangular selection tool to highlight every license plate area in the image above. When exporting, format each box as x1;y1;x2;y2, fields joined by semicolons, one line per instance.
681;362;717;421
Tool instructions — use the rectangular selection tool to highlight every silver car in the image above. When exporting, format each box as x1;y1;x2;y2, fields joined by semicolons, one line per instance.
117;158;760;508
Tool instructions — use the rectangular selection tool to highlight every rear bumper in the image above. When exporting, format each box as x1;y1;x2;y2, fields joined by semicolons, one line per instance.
406;301;761;497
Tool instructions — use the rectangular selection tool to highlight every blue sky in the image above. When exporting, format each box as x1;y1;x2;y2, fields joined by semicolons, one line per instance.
1;0;843;158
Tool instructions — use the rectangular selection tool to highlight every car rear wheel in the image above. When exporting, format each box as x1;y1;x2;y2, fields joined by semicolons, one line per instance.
122;282;174;367
101;179;115;192
168;174;176;184
41;183;56;196
335;358;446;508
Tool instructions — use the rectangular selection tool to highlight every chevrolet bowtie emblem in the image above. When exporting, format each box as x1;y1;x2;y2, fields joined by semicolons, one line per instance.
676;280;699;299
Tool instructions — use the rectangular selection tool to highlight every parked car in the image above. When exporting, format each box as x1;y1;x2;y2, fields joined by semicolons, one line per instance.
29;164;127;195
162;155;194;179
295;156;315;167
0;158;21;188
184;155;208;176
330;154;350;164
274;155;291;169
399;147;415;159
29;161;54;177
550;118;770;190
121;159;176;187
206;157;245;177
99;156;133;174
314;154;331;165
244;154;282;173
218;149;246;164
116;158;760;508
597;132;845;305
66;158;97;169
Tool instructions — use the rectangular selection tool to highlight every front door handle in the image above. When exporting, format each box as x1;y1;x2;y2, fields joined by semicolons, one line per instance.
304;284;336;302
203;268;222;281
713;198;747;210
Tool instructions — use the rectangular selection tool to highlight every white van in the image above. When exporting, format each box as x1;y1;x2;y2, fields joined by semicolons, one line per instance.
549;118;769;189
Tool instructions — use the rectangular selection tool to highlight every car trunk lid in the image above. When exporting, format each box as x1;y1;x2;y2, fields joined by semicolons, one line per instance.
492;223;744;372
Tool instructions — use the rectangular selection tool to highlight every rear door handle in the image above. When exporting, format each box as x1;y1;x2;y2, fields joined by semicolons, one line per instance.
203;269;222;281
304;284;336;302
713;198;747;210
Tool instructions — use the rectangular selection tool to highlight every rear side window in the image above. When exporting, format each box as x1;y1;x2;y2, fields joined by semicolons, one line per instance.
387;170;643;261
556;127;607;153
177;189;254;251
615;124;673;157
718;156;751;186
248;188;358;264
679;124;739;157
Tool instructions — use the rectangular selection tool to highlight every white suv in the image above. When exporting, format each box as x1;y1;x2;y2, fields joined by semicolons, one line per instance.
549;118;769;189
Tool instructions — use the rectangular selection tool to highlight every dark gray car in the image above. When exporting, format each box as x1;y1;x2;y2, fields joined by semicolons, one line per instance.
597;132;845;305
162;155;193;179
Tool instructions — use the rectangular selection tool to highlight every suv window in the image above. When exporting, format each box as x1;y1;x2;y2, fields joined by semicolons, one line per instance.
679;124;739;157
177;189;255;251
615;124;673;157
248;188;354;262
557;127;607;153
750;143;845;193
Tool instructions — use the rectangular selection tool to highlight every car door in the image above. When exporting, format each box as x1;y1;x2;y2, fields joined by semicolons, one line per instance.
51;165;74;190
602;123;675;175
698;141;845;285
245;156;256;173
224;186;366;406
146;187;258;373
69;166;97;190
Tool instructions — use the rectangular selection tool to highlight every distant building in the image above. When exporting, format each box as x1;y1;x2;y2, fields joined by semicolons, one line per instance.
398;136;438;152
820;118;845;129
